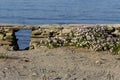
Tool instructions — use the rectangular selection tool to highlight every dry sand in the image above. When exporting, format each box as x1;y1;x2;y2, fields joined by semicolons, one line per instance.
0;47;120;80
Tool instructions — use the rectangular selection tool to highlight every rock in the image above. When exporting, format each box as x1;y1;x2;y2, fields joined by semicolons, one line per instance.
83;78;87;80
115;27;120;30
6;32;13;36
29;45;34;50
62;28;72;34
112;30;120;36
7;46;14;51
4;67;8;70
4;28;13;33
0;40;12;45
30;42;39;49
48;32;54;38
4;35;14;41
0;34;4;40
4;28;10;32
54;77;62;80
24;59;30;62
32;30;42;35
107;26;115;32
32;72;37;76
86;35;91;40
63;74;71;79
31;35;48;38
95;60;102;64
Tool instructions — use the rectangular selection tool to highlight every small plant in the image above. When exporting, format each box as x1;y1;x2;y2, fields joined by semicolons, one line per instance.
4;35;15;41
46;41;58;49
0;52;8;59
111;43;120;55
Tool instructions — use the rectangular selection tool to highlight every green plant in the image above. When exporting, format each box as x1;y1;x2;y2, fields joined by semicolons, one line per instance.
46;41;58;49
4;35;15;41
111;43;120;55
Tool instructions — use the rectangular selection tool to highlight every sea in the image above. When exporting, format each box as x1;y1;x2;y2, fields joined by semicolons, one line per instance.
0;0;120;49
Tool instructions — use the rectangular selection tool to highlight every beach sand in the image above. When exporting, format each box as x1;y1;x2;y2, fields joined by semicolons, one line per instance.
0;47;120;80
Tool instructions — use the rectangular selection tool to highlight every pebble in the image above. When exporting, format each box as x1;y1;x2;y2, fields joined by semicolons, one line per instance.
95;60;102;64
32;72;37;76
4;67;8;70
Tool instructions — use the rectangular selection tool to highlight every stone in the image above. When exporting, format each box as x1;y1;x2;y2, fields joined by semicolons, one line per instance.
4;35;14;41
32;72;37;76
32;30;42;35
63;74;71;79
29;45;34;50
107;26;115;32
6;32;13;36
30;42;38;49
95;60;102;64
62;28;72;34
0;40;12;45
31;35;48;38
4;67;8;70
83;78;87;80
4;29;13;33
115;27;120;30
13;45;19;50
0;34;4;40
24;59;30;62
113;30;120;36
7;46;14;51
86;35;91;40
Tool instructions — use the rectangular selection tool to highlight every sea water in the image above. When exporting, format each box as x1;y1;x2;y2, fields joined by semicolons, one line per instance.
0;0;120;24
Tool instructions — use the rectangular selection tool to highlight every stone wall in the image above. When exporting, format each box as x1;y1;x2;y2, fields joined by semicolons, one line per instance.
30;24;120;54
0;24;120;54
0;26;19;50
0;24;34;50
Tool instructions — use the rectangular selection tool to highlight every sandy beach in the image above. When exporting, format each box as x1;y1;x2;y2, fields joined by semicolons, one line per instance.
0;47;120;80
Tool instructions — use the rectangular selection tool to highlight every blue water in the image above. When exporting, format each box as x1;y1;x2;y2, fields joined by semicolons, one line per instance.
1;0;120;49
0;0;120;24
15;30;32;50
